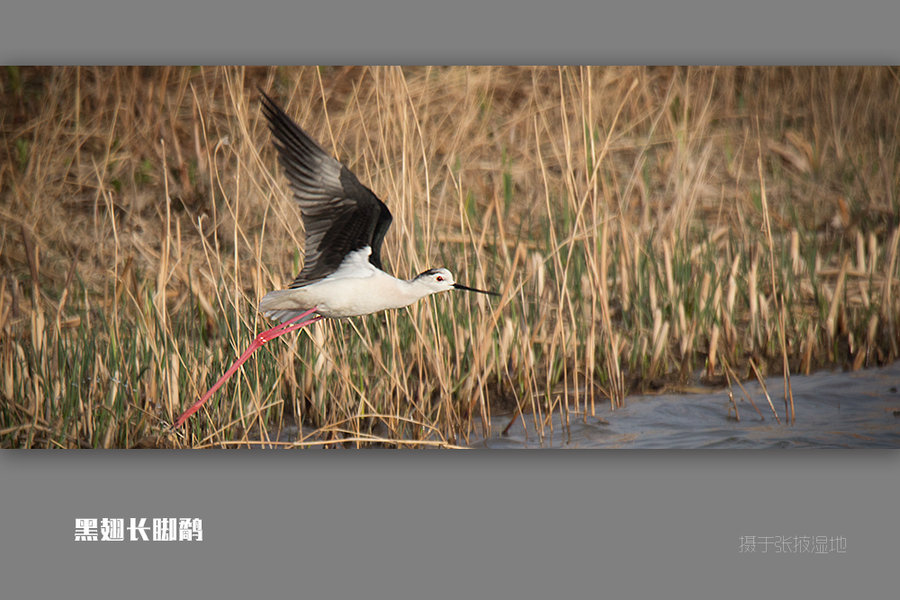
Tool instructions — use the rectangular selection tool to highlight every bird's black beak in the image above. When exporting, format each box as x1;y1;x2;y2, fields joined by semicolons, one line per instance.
453;283;500;297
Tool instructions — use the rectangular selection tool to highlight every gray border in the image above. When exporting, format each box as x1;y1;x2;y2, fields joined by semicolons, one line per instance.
2;451;898;599
2;1;899;599
2;1;899;65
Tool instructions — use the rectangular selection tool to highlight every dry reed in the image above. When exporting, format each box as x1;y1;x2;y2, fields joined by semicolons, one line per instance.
2;66;899;448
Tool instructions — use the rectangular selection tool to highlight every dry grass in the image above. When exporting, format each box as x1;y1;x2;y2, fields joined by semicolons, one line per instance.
1;65;899;448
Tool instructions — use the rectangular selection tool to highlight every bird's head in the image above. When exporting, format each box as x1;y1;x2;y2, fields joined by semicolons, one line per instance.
414;268;499;297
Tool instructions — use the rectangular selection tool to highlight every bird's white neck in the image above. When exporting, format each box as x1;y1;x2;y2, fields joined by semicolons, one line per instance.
395;275;440;304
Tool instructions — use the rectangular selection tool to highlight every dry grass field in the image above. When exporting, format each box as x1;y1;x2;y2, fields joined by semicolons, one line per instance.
2;66;899;448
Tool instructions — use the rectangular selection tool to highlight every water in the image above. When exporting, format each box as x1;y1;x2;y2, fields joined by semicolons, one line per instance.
471;362;900;449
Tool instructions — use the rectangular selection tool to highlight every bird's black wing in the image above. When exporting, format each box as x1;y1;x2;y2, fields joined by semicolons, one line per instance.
259;91;393;287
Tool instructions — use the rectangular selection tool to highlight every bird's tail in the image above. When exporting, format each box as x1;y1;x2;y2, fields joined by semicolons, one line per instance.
258;289;314;323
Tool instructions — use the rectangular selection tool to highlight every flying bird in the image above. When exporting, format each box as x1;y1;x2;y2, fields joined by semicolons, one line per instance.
174;91;498;428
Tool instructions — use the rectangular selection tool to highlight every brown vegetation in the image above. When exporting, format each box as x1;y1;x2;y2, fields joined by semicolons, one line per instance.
1;66;899;448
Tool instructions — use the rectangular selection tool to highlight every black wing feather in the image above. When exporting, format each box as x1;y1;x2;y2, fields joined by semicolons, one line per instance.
259;91;393;287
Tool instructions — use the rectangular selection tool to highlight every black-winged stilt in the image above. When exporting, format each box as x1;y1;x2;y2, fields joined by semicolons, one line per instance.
174;91;498;428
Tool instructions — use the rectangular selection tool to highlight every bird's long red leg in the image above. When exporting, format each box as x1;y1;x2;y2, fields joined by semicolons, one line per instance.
173;307;322;428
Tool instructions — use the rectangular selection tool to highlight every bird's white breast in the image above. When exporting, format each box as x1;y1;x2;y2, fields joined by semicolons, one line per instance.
260;247;425;319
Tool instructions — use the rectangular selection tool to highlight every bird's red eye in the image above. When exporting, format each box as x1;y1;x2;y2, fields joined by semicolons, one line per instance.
436;276;444;282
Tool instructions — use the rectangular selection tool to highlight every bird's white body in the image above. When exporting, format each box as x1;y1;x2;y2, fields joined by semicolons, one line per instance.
260;247;456;320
